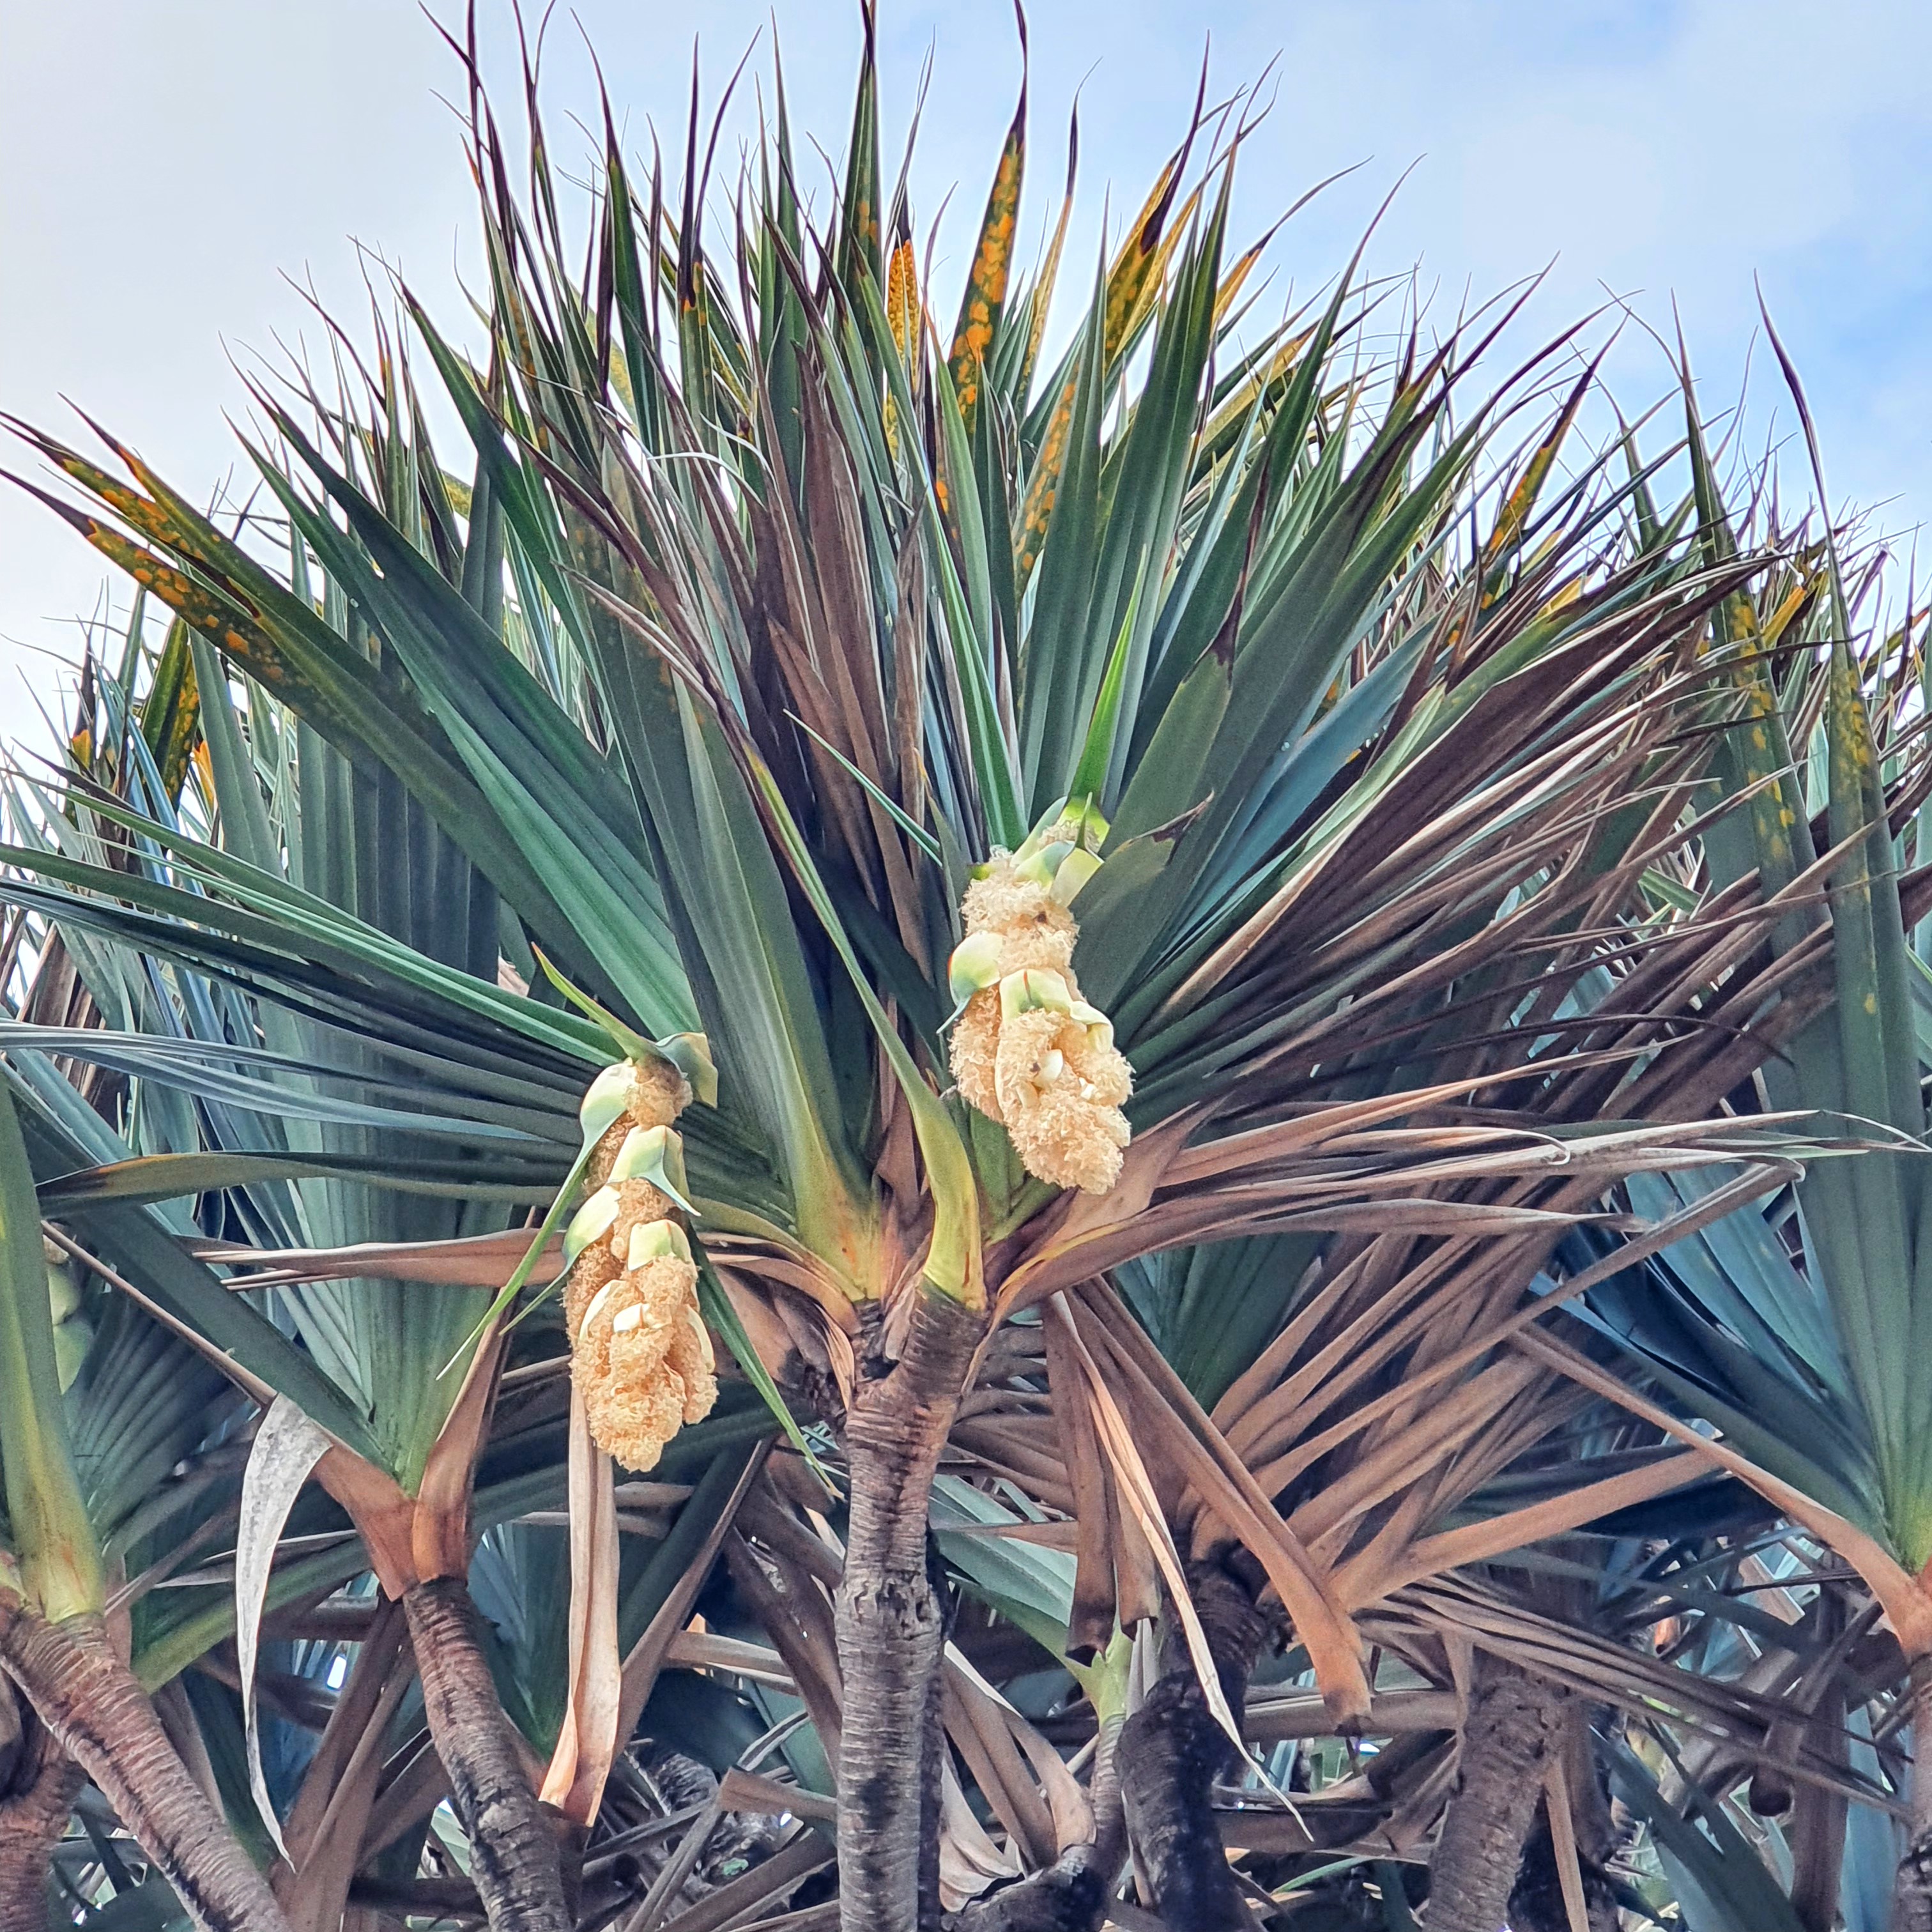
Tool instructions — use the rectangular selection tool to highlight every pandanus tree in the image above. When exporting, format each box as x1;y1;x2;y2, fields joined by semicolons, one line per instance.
0;1076;291;1928
0;12;1891;1931
1545;397;1932;1931
0;622;786;1928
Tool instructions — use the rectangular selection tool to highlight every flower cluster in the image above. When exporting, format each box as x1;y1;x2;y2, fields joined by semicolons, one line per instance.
947;809;1133;1195
563;1058;716;1471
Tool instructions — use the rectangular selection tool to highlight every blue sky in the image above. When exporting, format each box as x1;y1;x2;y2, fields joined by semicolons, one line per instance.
5;0;1929;712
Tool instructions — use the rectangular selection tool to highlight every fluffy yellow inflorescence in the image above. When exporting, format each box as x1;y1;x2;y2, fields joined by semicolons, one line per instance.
566;1060;716;1471
992;1001;1132;1194
947;823;1133;1195
949;861;1077;1119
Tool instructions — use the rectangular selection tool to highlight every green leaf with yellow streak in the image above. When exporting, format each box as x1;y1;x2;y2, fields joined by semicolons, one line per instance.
949;38;1026;427
1480;359;1597;595
839;0;884;295
140;617;203;802
1101;159;1197;368
7;468;601;992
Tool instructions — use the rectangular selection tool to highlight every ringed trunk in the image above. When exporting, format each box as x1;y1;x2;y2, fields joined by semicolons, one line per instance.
1117;1558;1269;1932
835;1289;983;1932
918;1567;949;1932
0;1682;82;1931
0;1604;289;1932
1506;1697;1620;1932
1427;1656;1568;1932
1508;1800;1620;1931
402;1575;572;1932
1895;1665;1932;1932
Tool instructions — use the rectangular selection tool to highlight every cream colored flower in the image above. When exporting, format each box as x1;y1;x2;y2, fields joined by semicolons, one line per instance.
584;1356;687;1474
944;825;1133;1197
574;1251;703;1470
567;1057;714;1471
949;986;1004;1119
585;1059;695;1189
993;1005;1131;1195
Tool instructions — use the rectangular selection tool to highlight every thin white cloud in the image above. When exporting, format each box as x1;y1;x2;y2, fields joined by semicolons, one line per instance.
4;0;1926;709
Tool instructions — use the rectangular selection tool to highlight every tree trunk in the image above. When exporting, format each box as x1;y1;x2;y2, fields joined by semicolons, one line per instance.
836;1289;983;1932
1509;1809;1620;1932
0;1679;82;1931
1427;1657;1568;1932
1507;1698;1619;1932
954;1712;1127;1932
0;1604;289;1932
918;1544;949;1932
1778;1591;1848;1932
402;1576;571;1932
1896;1667;1932;1932
1117;1558;1269;1932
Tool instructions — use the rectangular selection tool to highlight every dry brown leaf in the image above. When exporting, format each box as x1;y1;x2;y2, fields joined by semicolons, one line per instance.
538;1386;624;1824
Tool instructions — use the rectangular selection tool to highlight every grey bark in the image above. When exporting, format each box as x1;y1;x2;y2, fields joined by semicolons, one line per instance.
402;1577;572;1932
1427;1657;1568;1932
0;1604;290;1932
835;1291;983;1932
1117;1560;1269;1932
